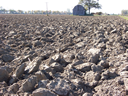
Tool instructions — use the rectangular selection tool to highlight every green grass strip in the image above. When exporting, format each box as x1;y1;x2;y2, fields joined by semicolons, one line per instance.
119;16;128;20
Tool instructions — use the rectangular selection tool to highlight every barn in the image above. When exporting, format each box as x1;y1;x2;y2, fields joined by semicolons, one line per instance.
73;5;86;16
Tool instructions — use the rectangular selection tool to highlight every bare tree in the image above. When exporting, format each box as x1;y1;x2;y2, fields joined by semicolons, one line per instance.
79;0;101;14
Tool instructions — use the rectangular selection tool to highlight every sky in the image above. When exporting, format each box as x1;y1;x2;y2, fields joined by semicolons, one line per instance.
0;0;128;14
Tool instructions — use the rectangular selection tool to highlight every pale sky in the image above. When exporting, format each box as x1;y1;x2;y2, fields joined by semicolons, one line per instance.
0;0;128;14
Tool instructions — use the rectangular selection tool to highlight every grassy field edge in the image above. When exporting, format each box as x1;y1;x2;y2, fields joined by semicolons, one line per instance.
119;15;128;20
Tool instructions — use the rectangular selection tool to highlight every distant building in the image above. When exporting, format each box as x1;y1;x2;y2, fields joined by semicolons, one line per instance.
0;10;5;14
0;10;2;14
73;5;86;16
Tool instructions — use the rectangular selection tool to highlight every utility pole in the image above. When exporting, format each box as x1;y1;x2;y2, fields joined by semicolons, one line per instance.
0;6;2;10
46;2;48;16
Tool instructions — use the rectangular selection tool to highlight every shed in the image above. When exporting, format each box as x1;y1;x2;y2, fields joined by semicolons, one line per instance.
73;5;86;16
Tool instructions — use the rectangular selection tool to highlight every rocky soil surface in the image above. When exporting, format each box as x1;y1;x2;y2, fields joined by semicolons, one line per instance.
0;14;128;96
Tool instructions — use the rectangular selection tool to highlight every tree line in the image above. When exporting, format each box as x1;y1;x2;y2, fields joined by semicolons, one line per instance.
0;7;72;15
121;10;128;15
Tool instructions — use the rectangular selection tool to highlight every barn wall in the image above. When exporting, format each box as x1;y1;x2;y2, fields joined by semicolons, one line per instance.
73;5;86;16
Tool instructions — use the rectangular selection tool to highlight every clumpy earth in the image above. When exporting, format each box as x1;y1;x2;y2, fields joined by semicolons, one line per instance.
0;14;128;96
